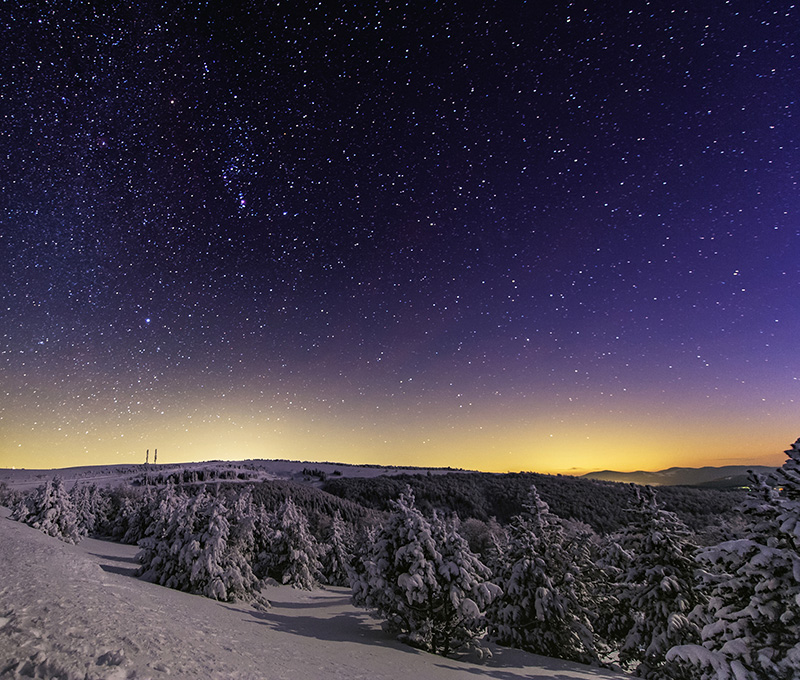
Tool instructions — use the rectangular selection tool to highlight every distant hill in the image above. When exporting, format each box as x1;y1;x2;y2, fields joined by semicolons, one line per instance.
581;465;777;488
1;459;749;537
322;470;746;535
0;458;466;492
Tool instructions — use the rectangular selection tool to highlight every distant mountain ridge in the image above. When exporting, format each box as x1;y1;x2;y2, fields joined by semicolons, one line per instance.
581;465;778;488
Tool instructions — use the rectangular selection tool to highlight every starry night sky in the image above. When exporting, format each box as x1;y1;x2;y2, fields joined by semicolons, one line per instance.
2;1;798;473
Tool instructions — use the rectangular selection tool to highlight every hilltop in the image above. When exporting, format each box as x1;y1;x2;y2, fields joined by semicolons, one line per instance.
581;464;777;488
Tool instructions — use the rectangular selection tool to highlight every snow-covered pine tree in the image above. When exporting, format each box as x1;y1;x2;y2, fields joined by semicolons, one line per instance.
427;512;501;656
90;483;112;534
776;436;800;502
487;485;598;665
187;494;232;600
114;487;157;544
320;510;353;587
14;477;83;544
353;487;499;656
9;489;33;524
668;439;800;680
70;483;109;536
250;503;278;581
137;488;264;603
136;485;190;590
560;518;625;664
228;489;258;561
266;497;321;589
170;487;210;593
592;530;635;659
223;490;269;606
349;523;379;607
479;522;509;586
0;482;23;510
617;485;703;679
353;487;441;650
70;483;94;535
190;495;263;602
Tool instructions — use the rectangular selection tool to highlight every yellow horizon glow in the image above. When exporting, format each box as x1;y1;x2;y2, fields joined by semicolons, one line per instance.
0;393;793;474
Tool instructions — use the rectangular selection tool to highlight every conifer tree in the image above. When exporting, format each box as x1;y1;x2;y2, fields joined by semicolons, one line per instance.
668;439;800;679
188;494;233;600
13;477;83;544
251;503;278;581
593;530;635;657
228;489;258;561
0;482;11;507
562;519;624;663
353;487;499;656
349;524;379;607
223;491;270;607
320;510;353;587
617;486;702;679
137;485;190;589
355;487;446;649
9;490;32;524
190;495;263;602
0;482;23;511
428;512;501;656
70;483;109;536
487;485;598;664
266;497;321;589
137;488;264;603
113;487;157;544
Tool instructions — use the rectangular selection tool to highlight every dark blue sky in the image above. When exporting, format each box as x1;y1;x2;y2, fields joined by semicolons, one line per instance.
2;1;798;471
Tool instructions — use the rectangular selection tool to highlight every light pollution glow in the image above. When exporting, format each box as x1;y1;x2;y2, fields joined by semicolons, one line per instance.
1;390;793;473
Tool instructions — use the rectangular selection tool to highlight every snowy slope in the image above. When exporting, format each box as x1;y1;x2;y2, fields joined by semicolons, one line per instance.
0;508;630;680
0;459;467;493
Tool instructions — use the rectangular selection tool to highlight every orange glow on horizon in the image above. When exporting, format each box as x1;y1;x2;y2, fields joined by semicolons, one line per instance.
0;392;794;474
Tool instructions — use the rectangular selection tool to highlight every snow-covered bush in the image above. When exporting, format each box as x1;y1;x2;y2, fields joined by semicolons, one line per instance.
668;438;800;680
352;487;499;656
11;477;83;544
487;485;598;665
616;485;703;679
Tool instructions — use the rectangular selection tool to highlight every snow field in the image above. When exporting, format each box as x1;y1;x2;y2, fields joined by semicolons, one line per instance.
0;507;630;679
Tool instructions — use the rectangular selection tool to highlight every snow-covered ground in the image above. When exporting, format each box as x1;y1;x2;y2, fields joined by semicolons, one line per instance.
0;458;469;493
0;507;630;680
